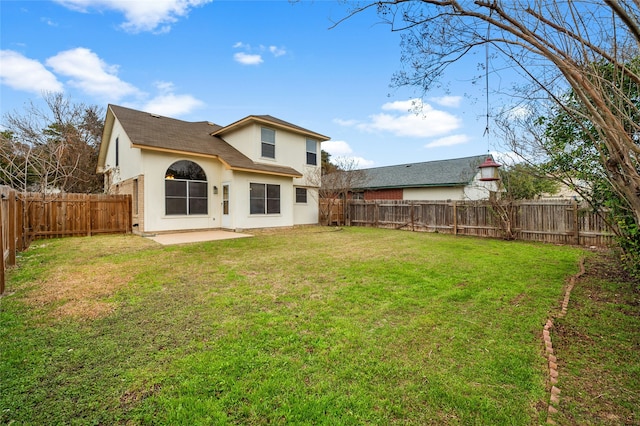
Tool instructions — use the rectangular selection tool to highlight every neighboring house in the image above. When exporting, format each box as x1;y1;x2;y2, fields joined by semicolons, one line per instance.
348;155;501;201
97;105;330;234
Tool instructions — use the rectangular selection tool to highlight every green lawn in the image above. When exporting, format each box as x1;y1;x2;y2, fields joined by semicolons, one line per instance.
1;227;586;424
551;254;640;425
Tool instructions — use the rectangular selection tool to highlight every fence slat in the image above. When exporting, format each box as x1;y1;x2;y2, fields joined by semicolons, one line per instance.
342;199;615;246
0;190;6;295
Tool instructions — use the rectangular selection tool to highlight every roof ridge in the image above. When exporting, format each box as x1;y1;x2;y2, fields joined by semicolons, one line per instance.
360;154;490;171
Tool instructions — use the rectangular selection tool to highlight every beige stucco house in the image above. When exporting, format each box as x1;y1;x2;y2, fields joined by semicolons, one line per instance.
97;105;329;234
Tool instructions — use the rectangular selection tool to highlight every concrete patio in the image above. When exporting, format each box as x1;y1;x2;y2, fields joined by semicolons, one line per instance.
145;230;252;245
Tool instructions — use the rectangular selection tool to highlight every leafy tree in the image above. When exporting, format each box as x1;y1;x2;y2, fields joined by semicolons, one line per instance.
321;149;337;175
340;1;640;271
500;163;559;200
535;61;640;275
1;93;104;193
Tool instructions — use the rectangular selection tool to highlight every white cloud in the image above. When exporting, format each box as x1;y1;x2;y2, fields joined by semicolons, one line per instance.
507;105;531;120
363;106;460;137
425;134;470;148
429;95;462;108
41;17;59;27
269;45;286;57
322;141;373;169
341;98;462;138
142;93;204;117
1;48;203;117
141;80;203;116
322;140;353;156
233;41;286;65
153;80;176;93
233;52;263;66
46;47;140;101
381;98;422;112
331;155;375;169
54;0;212;33
491;150;522;166
0;50;63;94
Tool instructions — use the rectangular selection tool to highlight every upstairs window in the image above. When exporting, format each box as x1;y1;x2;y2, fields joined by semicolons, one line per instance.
306;139;317;165
165;160;208;215
261;127;275;159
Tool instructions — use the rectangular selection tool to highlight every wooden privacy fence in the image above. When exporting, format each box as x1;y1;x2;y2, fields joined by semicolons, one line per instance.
1;186;21;294
343;199;616;247
0;186;132;294
22;192;132;240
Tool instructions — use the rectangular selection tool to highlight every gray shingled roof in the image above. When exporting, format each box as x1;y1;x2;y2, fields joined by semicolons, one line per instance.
355;155;490;189
106;104;303;177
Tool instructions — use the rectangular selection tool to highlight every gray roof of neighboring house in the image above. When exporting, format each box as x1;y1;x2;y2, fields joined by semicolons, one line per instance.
355;155;491;189
103;104;304;177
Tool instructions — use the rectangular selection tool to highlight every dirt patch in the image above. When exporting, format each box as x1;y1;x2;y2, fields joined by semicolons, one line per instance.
510;292;529;306
581;252;638;284
25;263;133;321
120;383;162;407
550;252;640;425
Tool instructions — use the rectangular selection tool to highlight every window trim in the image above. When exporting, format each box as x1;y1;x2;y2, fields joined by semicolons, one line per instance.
306;138;317;166
250;182;281;215
295;187;307;204
261;127;276;159
164;160;208;216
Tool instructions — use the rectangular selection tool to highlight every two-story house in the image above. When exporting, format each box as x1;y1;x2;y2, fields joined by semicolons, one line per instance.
97;104;330;234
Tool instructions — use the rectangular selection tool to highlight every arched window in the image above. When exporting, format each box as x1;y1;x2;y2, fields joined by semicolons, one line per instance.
165;160;208;215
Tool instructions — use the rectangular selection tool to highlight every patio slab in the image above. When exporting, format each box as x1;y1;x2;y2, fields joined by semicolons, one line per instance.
145;230;252;245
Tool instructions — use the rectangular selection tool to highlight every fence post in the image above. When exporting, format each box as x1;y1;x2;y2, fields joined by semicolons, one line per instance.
7;190;16;266
573;200;580;245
16;195;24;251
452;201;458;235
0;192;5;295
410;201;415;231
85;195;92;237
374;201;379;227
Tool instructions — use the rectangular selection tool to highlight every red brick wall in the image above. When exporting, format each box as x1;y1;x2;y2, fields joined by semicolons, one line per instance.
364;188;403;200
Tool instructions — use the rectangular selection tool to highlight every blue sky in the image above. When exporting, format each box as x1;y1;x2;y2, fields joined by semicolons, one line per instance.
1;0;500;168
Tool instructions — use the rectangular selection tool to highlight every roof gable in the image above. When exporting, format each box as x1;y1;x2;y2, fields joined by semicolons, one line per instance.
211;114;330;141
356;155;490;189
99;105;304;178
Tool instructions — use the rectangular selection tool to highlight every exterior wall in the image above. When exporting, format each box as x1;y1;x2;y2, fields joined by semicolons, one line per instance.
221;122;321;228
364;188;403;200
222;123;321;189
293;187;319;225
462;172;501;200
140;151;223;233
103;119;143;186
231;172;295;230
117;175;145;233
403;186;466;201
402;173;500;201
221;125;256;162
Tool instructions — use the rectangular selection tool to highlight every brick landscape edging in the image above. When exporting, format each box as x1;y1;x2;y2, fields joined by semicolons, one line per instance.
544;258;586;424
